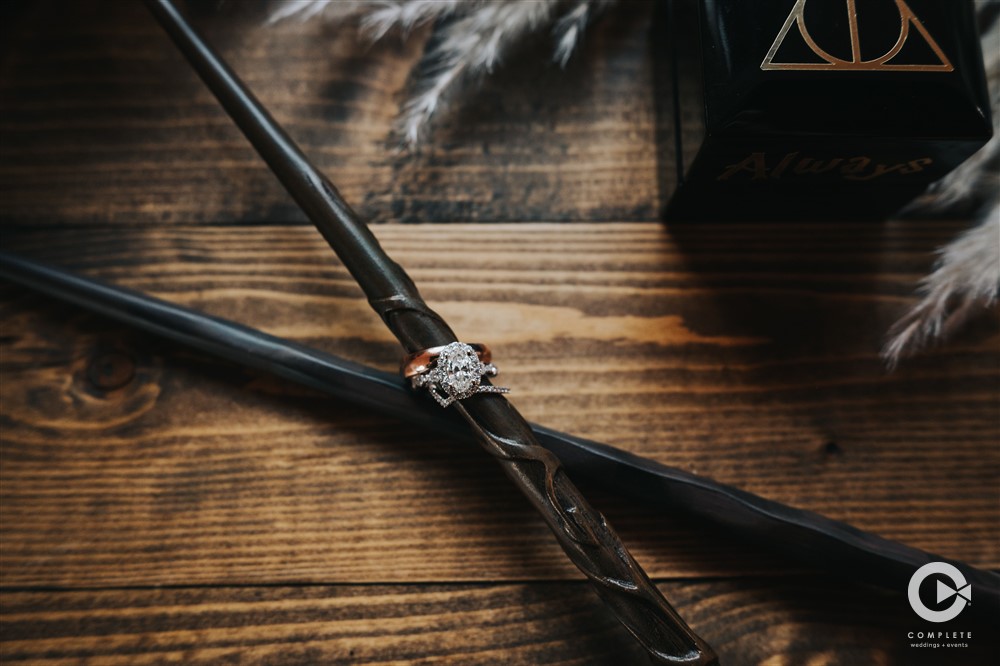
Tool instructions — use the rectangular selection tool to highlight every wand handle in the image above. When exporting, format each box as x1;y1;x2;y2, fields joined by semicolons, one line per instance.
142;1;717;661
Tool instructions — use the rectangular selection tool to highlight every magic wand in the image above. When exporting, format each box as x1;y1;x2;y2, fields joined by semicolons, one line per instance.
141;0;717;662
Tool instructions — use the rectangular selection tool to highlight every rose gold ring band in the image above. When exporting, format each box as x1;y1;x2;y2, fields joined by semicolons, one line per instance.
401;342;492;378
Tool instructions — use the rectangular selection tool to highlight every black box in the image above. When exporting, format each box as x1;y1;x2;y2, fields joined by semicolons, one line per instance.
656;0;993;221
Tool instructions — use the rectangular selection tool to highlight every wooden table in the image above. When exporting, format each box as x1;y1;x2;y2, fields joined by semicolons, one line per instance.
2;2;997;664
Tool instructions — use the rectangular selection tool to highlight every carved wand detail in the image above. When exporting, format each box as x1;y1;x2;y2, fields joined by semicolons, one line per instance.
142;0;717;662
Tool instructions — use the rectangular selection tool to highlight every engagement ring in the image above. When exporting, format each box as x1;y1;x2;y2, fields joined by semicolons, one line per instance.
402;341;510;408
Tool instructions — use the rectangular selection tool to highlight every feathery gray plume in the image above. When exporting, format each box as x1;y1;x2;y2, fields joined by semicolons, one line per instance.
269;0;617;146
360;1;473;40
882;210;999;367
884;2;1000;366
396;0;558;146
553;0;613;67
268;0;368;24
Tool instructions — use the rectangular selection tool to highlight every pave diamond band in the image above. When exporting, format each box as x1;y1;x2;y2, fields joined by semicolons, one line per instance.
404;341;510;407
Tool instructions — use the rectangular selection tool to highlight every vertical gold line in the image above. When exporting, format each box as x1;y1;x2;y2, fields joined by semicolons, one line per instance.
846;0;861;63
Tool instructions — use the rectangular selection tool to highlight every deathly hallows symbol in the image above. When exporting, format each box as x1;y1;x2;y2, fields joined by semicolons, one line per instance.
761;0;954;72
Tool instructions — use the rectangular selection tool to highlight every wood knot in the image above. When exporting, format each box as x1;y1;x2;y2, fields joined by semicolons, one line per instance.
86;351;136;391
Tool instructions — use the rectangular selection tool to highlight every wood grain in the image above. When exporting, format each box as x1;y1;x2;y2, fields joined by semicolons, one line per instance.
2;1;999;661
2;579;996;665
2;223;997;589
0;0;660;226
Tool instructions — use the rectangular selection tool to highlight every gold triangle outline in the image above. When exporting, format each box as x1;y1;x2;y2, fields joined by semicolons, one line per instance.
761;0;954;72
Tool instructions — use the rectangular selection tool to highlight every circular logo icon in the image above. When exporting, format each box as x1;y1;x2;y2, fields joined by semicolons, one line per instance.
908;562;971;623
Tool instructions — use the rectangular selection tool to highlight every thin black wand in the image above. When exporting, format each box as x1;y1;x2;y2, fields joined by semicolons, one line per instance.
142;0;716;662
3;251;998;612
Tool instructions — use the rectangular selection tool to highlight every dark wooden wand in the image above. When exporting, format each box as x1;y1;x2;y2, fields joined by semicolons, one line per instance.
141;0;717;662
4;249;999;617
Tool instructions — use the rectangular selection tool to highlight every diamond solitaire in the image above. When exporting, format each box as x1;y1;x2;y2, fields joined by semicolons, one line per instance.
409;341;510;407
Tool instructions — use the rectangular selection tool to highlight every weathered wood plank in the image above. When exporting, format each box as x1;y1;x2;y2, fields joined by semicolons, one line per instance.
2;223;997;588
0;0;660;225
1;579;994;665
